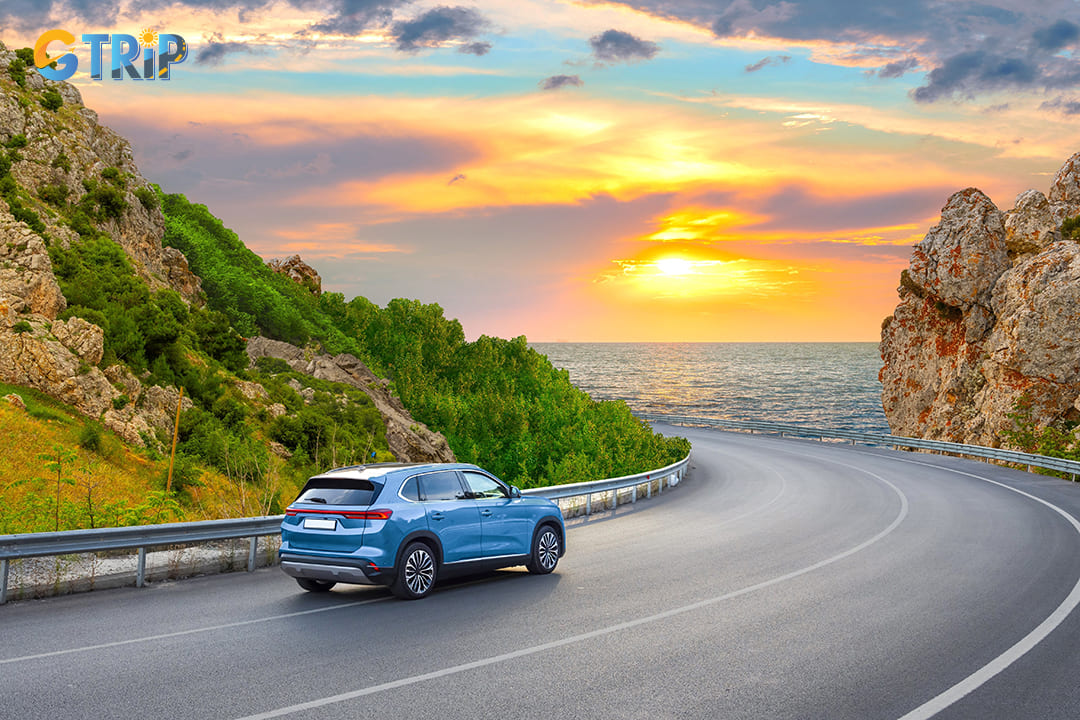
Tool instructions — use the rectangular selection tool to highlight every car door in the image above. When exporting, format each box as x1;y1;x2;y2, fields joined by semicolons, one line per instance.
461;470;532;557
417;470;482;563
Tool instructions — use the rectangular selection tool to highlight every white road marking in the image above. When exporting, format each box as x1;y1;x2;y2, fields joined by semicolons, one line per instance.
0;595;390;665
878;456;1080;720
234;467;909;720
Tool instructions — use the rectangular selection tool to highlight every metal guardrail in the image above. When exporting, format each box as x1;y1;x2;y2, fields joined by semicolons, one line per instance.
640;413;1080;477
0;453;691;604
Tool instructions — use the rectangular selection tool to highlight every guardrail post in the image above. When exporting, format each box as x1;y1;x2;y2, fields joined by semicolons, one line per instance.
1;558;9;605
247;537;258;572
647;479;652;499
585;493;592;516
137;547;147;588
632;484;637;503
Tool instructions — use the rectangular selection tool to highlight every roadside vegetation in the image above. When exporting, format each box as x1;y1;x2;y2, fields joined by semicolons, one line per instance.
161;190;689;488
1002;394;1080;477
0;51;687;531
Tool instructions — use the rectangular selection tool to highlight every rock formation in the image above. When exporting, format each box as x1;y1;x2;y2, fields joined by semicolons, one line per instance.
267;254;321;296
0;41;201;307
246;336;456;463
880;151;1080;446
0;42;453;465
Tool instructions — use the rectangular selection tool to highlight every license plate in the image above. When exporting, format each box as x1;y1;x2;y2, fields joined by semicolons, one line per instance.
303;517;337;530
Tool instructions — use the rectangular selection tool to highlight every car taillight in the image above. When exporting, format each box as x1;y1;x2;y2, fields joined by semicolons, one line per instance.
285;507;392;520
342;509;392;520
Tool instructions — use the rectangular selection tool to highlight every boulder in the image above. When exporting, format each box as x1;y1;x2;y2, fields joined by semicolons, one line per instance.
907;188;1009;312
266;254;322;296
51;316;104;365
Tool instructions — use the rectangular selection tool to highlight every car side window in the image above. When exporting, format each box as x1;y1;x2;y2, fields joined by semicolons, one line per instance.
399;477;419;502
418;471;468;502
463;471;509;499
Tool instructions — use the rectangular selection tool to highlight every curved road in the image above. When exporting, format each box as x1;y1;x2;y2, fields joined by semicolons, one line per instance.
4;424;1080;719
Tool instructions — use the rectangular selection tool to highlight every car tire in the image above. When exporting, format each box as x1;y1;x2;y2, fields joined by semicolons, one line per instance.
391;542;437;600
526;525;560;575
296;578;336;593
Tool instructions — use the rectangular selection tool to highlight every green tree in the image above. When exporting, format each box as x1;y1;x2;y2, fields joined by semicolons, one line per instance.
39;444;77;532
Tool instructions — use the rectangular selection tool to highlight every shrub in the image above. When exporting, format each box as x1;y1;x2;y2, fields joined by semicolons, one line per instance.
100;166;125;187
112;394;129;410
78;422;104;452
7;57;26;88
5;134;27;149
39;183;70;206
14;48;34;65
79;180;128;220
255;356;292;375
8;201;46;235
134;186;158;210
52;151;71;172
40;89;62;112
1063;214;1080;241
12;320;33;334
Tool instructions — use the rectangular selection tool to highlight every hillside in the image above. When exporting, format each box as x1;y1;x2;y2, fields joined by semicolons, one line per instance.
0;41;688;533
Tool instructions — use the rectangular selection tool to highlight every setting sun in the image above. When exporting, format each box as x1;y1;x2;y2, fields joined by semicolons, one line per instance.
655;257;694;276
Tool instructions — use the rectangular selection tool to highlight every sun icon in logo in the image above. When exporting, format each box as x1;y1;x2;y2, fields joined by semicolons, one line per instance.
138;28;159;48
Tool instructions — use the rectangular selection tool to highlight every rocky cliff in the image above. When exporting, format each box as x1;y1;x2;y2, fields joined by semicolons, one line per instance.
880;152;1080;446
0;41;453;463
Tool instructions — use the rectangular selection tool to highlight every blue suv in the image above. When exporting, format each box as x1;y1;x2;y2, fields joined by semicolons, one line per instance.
279;462;566;599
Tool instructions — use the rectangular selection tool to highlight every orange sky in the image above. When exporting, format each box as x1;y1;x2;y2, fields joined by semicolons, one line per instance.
14;0;1080;340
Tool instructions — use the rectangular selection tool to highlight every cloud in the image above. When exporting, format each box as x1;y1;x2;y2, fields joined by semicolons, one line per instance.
912;51;1038;103
744;54;791;73
1033;19;1080;51
391;6;491;53
876;57;919;79
590;0;1080;103
459;42;492;56
1041;96;1080;115
539;74;584;90
0;0;120;31
196;35;263;65
589;29;660;64
300;0;407;36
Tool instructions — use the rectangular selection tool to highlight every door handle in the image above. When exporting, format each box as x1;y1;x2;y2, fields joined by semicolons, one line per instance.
480;510;492;517
431;512;444;521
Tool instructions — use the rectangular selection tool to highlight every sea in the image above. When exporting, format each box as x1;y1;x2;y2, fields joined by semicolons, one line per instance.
530;343;890;434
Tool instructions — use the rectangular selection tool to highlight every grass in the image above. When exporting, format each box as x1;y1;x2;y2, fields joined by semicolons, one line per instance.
0;382;274;533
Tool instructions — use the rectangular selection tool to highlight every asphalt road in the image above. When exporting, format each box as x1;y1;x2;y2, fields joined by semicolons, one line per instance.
4;424;1080;720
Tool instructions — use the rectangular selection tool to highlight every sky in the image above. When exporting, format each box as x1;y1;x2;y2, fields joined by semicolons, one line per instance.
4;1;1080;342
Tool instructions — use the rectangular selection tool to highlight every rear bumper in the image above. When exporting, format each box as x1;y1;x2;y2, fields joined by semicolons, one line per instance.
279;553;392;586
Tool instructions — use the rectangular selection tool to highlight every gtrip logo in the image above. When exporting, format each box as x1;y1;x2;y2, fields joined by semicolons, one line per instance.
35;29;188;82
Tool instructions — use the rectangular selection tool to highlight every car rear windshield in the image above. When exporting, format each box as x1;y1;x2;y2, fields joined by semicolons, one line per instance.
295;477;382;506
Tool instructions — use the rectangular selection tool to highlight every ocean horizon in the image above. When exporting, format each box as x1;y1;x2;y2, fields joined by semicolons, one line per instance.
530;342;890;434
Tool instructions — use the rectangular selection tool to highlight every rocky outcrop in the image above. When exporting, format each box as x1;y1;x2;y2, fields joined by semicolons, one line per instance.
0;298;191;447
245;336;456;463
881;151;1080;446
0;214;66;319
0;40;199;304
267;254;321;295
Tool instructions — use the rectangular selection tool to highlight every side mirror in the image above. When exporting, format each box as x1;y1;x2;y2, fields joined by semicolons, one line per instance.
509;486;522;498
